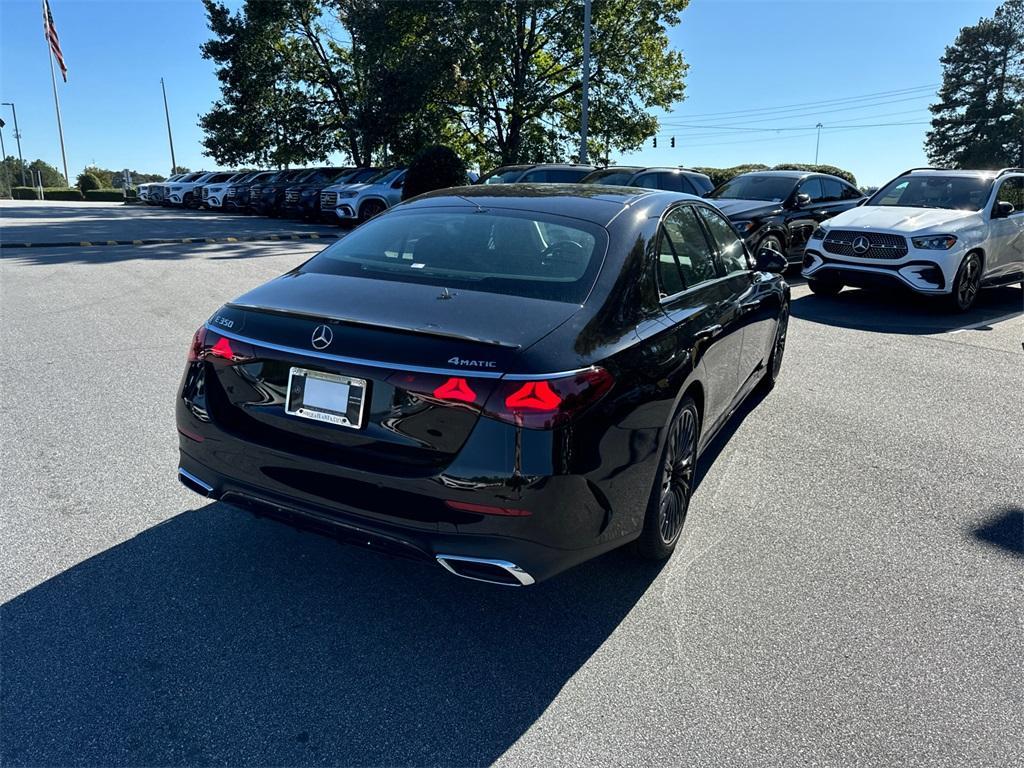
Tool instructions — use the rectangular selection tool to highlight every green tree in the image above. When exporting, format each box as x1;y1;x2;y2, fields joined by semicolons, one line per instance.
450;0;688;166
81;165;113;188
172;166;191;174
27;159;65;187
926;0;1024;168
76;172;103;192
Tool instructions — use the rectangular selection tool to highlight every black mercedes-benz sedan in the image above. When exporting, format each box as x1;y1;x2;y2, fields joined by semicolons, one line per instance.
176;185;790;585
705;170;866;265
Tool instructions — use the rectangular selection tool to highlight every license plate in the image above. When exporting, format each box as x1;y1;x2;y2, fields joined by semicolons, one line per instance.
285;368;367;429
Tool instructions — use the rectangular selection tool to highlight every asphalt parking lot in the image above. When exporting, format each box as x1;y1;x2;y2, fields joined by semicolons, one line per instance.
1;200;1022;767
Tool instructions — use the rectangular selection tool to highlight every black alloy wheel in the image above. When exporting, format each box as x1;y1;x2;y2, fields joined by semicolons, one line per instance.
948;252;982;312
359;199;387;222
635;396;700;560
761;302;789;391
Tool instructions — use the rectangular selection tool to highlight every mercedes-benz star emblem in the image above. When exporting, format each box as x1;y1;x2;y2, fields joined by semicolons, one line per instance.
311;324;333;350
852;235;871;255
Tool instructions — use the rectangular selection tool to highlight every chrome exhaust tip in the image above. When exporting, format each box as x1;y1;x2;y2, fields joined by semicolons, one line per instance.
435;554;535;586
178;467;215;498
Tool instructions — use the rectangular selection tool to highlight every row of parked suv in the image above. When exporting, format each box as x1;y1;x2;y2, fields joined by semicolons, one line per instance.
139;162;1023;311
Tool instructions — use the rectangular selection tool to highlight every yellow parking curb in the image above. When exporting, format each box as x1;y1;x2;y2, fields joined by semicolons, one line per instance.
132;240;142;245
80;241;92;247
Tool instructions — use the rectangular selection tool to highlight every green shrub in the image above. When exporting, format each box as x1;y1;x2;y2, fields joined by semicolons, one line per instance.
76;172;103;193
402;145;469;201
770;163;857;186
85;189;127;202
12;186;41;200
11;186;85;201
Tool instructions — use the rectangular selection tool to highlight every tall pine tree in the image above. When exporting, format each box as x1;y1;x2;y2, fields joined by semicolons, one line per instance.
925;0;1024;169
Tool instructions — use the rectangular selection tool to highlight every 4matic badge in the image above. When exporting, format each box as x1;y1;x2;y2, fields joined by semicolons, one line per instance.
448;356;497;368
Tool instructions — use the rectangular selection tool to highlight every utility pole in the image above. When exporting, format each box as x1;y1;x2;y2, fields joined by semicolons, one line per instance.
2;102;27;186
161;78;177;174
814;122;823;164
579;0;592;164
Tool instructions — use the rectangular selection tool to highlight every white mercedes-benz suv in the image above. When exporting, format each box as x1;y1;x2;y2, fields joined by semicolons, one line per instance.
802;167;1023;311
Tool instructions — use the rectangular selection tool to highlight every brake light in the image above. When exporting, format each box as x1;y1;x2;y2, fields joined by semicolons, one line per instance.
433;377;477;403
187;326;207;362
504;381;561;410
485;367;614;429
210;337;234;359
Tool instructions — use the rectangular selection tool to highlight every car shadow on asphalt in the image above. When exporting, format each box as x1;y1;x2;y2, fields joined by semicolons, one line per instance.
0;504;665;766
2;239;331;268
971;507;1024;558
790;285;1023;334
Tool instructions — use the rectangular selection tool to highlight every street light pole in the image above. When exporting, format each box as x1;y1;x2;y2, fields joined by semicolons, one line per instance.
2;102;27;186
161;78;177;174
814;122;823;164
579;0;592;164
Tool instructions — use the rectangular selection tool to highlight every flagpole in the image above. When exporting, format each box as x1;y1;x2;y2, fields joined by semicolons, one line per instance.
44;1;70;187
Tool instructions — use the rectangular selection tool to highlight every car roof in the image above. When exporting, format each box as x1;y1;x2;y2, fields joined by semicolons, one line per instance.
404;183;703;226
734;170;810;179
903;168;1002;177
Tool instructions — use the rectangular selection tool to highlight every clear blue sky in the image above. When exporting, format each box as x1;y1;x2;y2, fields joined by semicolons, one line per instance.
0;0;1003;187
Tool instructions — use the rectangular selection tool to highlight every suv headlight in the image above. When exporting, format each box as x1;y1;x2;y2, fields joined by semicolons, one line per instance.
732;220;755;236
811;225;827;241
911;234;958;250
336;190;358;198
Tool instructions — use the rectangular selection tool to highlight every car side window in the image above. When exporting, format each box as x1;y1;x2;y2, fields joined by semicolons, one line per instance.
798;177;826;203
841;183;863;200
995;177;1024;214
658;206;718;297
820;178;844;203
520;170;549;183
697;206;750;275
656;173;686;193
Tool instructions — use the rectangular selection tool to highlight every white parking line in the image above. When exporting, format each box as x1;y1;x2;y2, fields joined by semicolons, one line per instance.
948;311;1024;333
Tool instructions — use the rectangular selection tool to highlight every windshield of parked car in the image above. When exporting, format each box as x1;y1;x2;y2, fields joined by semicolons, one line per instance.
301;209;607;303
479;167;528;184
582;169;640;186
867;175;993;211
365;168;404;185
708;175;797;202
335;168;381;184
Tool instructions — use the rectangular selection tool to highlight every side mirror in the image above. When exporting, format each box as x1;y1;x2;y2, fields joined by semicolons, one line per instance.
755;248;788;273
993;200;1015;218
792;193;812;208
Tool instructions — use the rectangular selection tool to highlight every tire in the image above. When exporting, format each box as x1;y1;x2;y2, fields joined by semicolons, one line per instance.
359;199;387;222
945;251;983;312
759;301;789;393
807;278;843;296
182;192;193;207
757;233;786;261
634;396;700;560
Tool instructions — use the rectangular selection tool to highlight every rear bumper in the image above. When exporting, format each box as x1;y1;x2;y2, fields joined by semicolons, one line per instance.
176;413;635;585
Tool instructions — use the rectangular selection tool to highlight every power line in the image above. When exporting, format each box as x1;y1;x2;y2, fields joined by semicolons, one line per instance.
663;84;938;121
660;93;935;129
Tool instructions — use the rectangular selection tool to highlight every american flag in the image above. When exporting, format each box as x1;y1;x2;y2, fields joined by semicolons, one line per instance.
43;0;67;82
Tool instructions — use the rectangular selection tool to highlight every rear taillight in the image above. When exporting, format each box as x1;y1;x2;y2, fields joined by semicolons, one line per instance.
186;326;252;363
485;367;614;429
187;326;207;362
387;367;613;430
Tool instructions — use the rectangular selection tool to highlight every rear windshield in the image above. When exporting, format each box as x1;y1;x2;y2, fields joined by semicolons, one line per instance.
301;209;607;303
583;169;640;186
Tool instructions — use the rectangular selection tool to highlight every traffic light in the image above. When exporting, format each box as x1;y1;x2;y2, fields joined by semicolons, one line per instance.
670;137;675;148
652;137;657;148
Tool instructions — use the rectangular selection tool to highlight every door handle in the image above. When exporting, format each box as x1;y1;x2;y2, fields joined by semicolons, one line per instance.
740;299;763;313
694;324;723;342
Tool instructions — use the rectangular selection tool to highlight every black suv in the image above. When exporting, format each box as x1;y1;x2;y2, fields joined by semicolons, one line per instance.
252;169;312;217
281;167;352;220
581;166;714;196
705;170;865;264
477;163;596;184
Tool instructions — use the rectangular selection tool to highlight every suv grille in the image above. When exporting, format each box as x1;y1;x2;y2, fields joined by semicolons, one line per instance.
201;187;210;199
285;190;300;204
321;191;337;209
823;230;908;260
